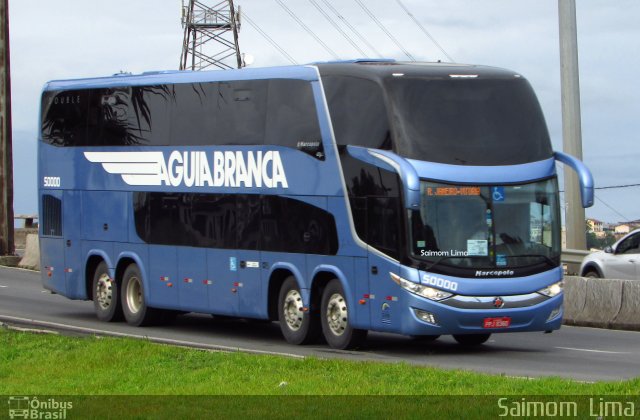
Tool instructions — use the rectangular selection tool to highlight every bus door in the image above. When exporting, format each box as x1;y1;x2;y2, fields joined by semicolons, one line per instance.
368;252;400;330
62;190;83;298
40;191;65;294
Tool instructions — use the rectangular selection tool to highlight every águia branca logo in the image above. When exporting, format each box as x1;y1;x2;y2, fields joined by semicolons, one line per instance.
84;150;288;188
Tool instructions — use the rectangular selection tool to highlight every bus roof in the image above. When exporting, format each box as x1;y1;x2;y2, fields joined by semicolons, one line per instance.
43;64;320;91
315;60;520;80
43;60;520;92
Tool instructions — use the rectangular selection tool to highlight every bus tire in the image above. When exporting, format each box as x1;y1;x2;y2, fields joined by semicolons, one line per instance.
321;279;367;350
277;276;320;345
121;264;163;327
92;261;123;322
453;333;491;346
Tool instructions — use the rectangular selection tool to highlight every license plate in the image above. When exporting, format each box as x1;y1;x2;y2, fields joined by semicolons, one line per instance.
483;317;511;329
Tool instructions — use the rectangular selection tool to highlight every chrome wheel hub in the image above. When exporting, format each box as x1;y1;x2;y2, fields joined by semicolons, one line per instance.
326;293;347;336
96;273;113;310
283;289;304;331
126;276;143;314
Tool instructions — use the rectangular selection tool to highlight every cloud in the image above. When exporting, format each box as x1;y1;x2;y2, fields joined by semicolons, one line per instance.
8;0;640;223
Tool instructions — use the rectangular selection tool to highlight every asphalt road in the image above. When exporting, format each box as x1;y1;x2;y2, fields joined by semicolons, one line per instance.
1;266;639;382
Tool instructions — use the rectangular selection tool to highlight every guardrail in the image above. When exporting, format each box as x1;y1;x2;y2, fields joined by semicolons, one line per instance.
564;276;640;331
561;248;590;265
15;214;38;229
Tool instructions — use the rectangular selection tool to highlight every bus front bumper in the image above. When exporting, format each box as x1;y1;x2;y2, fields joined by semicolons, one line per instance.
396;292;563;336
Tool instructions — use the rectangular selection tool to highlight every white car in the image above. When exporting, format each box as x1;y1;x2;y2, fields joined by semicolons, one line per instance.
580;229;640;279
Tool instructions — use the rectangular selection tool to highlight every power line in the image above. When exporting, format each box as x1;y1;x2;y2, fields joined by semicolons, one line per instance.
275;0;340;60
560;183;640;192
594;183;640;190
243;12;298;64
353;0;416;61
594;195;630;222
394;0;454;62
308;0;367;57
320;0;383;58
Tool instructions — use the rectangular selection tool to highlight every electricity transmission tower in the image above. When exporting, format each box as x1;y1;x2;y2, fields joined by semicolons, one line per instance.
180;0;242;70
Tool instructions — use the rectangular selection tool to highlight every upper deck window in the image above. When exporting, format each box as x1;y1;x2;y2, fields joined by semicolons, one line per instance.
322;75;391;150
385;77;552;165
41;79;322;158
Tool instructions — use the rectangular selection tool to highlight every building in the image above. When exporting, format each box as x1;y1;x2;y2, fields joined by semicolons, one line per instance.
586;218;606;238
615;224;631;235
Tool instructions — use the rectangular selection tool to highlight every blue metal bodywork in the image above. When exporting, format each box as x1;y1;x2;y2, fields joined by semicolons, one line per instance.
38;63;590;338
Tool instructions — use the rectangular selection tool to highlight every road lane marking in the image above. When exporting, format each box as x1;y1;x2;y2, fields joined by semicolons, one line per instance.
0;314;305;360
0;285;7;288
555;346;630;355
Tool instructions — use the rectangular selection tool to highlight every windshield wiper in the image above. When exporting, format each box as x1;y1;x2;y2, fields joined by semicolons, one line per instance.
421;255;486;272
419;253;556;272
507;254;557;266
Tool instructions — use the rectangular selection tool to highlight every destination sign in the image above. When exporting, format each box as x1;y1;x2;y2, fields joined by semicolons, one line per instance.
426;186;481;197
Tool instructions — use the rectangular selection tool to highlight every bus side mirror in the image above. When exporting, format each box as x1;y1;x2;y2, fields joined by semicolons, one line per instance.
554;151;594;208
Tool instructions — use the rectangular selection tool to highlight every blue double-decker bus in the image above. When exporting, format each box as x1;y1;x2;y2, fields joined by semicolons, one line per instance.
38;60;593;349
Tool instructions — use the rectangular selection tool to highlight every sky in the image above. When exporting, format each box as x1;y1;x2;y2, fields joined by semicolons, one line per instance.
8;0;640;225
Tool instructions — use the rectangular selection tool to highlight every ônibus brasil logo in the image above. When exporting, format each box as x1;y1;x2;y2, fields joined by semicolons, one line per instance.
7;396;73;419
84;150;289;189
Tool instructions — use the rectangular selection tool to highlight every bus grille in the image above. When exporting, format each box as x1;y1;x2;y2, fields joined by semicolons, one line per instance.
42;195;62;237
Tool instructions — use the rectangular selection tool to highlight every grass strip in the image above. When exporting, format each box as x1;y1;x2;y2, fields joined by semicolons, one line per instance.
1;327;638;396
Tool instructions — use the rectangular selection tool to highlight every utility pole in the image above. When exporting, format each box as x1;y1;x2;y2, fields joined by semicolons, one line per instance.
0;0;14;256
179;0;242;70
559;0;586;252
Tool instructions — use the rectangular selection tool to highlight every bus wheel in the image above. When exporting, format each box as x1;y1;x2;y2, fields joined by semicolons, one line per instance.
321;279;367;350
453;333;491;346
121;264;163;327
92;261;123;322
278;276;319;345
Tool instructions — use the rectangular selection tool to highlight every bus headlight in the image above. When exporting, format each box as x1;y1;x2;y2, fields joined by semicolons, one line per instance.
390;273;453;301
537;281;563;297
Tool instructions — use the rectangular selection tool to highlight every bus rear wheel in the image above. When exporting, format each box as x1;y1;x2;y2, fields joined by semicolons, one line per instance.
277;276;320;345
453;333;491;346
121;264;166;327
92;261;123;322
321;279;367;350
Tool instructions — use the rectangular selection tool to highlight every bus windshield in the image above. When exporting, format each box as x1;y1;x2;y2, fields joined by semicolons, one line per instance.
409;178;561;272
384;77;552;165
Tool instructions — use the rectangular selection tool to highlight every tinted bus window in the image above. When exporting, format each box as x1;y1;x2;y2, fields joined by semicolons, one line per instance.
134;192;338;255
42;79;322;151
385;77;552;165
216;80;268;145
322;76;391;150
85;86;173;147
41;90;89;146
265;79;323;158
86;87;131;146
135;85;173;146
340;153;403;260
171;83;215;146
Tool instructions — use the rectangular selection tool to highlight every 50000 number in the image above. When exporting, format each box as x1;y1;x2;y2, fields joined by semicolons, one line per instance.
43;176;61;187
